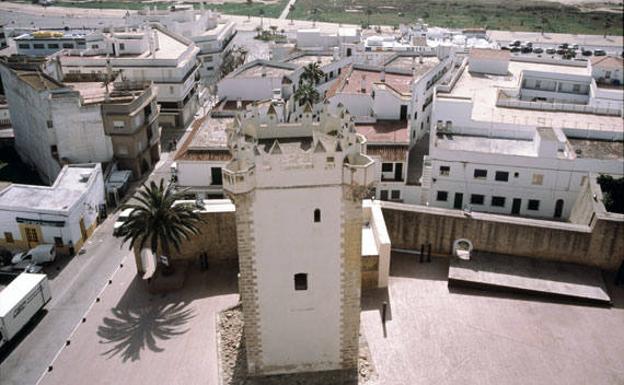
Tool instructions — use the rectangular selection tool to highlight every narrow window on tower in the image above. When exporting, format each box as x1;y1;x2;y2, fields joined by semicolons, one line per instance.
294;273;308;291
314;208;321;223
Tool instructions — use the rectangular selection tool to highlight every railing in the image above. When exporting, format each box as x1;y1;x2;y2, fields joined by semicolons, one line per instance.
496;90;622;117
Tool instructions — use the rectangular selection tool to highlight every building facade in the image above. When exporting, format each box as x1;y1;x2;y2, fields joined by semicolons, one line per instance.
0;163;105;254
223;106;376;376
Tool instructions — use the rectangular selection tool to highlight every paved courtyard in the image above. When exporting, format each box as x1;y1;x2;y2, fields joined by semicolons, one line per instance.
361;253;624;385
37;252;624;385
39;262;239;385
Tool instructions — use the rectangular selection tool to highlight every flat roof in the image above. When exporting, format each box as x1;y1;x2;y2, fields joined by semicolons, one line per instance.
285;55;333;68
235;63;293;78
356;120;409;145
0;165;98;213
175;115;232;162
341;69;412;95
435;133;537;157
384;56;439;80
444;60;622;133
568;139;624;160
0;273;47;317
17;71;64;91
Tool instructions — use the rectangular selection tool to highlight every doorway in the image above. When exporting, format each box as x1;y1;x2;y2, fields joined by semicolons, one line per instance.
400;105;408;120
79;218;87;242
211;167;223;185
453;193;463;209
394;163;403;181
25;227;39;249
511;198;521;215
554;199;564;218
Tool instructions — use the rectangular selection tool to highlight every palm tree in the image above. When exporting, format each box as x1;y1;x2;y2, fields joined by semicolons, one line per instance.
301;62;324;85
246;0;253;21
311;8;319;27
259;8;265;29
117;180;203;276
293;82;320;106
365;8;372;28
289;4;295;25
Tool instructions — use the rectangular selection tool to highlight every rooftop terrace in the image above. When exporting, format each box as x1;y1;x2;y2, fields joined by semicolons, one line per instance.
341;69;413;95
175;115;232;162
441;60;623;133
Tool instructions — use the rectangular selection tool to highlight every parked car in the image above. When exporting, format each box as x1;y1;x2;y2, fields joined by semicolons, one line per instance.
524;41;533;47
113;208;135;236
11;244;56;266
521;46;533;53
510;46;521;53
558;43;569;49
546;48;556;55
593;49;606;56
533;47;544;54
511;40;521;47
501;45;510;50
556;48;566;55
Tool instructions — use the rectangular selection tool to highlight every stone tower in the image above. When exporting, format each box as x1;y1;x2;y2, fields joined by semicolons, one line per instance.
223;104;376;377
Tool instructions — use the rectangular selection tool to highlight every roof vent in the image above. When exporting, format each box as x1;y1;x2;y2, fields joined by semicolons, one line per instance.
79;172;90;182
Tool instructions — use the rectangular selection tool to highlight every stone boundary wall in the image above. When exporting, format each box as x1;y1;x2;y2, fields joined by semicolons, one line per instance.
380;201;624;271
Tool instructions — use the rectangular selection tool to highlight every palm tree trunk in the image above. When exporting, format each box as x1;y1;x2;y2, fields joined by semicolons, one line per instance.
160;239;175;276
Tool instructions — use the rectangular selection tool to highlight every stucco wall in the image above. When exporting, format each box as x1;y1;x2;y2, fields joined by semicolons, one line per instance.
381;201;624;270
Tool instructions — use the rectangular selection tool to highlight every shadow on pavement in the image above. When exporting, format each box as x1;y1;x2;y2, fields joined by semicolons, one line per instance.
97;299;195;363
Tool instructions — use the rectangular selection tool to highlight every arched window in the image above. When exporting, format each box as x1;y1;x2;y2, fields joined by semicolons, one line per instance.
314;208;321;223
294;273;308;291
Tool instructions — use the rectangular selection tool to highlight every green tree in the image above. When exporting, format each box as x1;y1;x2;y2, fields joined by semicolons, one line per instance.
311;7;319;27
117;180;203;275
301;62;324;85
293;82;320;106
259;8;265;28
365;8;372;27
246;0;253;21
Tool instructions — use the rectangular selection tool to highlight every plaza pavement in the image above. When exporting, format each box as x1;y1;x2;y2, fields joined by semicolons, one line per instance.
36;251;624;385
39;261;239;385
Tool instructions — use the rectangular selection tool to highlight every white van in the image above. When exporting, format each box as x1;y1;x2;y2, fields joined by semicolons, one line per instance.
11;244;56;267
113;208;135;236
0;273;52;348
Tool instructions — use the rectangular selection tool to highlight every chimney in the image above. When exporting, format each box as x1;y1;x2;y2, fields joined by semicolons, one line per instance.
332;46;339;61
411;56;416;71
380;68;385;83
236;98;242;109
419;53;423;64
261;64;266;77
360;74;366;93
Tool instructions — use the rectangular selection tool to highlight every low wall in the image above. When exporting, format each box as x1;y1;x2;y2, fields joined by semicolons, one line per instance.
381;201;624;270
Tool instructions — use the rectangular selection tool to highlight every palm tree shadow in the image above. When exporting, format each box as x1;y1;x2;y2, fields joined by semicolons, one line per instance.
97;302;195;362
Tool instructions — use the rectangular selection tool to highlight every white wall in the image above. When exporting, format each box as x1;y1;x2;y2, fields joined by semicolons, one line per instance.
253;186;342;372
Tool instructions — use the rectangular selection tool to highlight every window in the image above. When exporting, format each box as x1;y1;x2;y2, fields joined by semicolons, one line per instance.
470;194;485;205
528;200;540;210
532;173;544;185
436;191;448;201
91;44;99;49
54;237;63;247
514;172;519;178
495;171;509;182
33;43;45;49
572;84;581;93
535;80;541;89
169;86;175;94
381;163;393;172
414;112;418;119
605;71;612;79
314;209;321;223
491;196;506;207
326;156;334;163
113;120;125;129
474;169;487;179
380;190;388;201
205;56;213;62
4;232;13;243
50;145;58;156
391;190;401;200
18;43;30;49
62;43;74;49
439;166;450;176
294;273;308;291
119;43;125;50
48;43;59;49
47;120;54;129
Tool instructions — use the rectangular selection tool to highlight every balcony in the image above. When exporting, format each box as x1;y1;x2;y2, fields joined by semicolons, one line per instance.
222;164;256;195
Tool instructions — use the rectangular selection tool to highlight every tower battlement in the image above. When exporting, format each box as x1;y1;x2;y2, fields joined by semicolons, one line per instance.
223;105;377;193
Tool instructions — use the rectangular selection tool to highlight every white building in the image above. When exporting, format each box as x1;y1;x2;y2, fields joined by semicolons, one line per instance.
14;30;92;57
0;163;105;254
223;105;376;376
422;50;624;220
58;25;200;129
0;63;160;184
589;56;623;86
130;7;236;84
